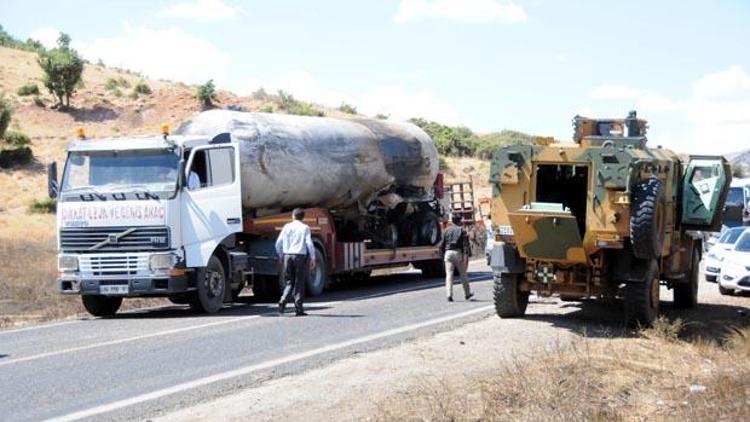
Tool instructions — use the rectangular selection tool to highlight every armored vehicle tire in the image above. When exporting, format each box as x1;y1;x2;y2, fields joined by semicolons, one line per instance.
82;295;123;317
624;259;660;327
493;272;529;318
630;178;665;260
188;256;226;314
252;275;282;302
673;247;700;308
418;211;441;246
307;246;328;297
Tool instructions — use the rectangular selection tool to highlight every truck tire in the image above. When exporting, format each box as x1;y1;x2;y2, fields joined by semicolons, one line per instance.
82;295;123;317
673;247;700;308
493;272;529;318
188;256;226;314
624;259;660;327
307;246;328;297
718;284;734;296
418;211;441;246
630;178;665;260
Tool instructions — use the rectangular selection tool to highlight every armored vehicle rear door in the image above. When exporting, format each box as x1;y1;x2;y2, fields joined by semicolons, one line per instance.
507;203;588;264
681;156;731;231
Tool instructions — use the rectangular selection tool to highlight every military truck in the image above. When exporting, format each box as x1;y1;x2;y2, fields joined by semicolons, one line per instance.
488;111;731;326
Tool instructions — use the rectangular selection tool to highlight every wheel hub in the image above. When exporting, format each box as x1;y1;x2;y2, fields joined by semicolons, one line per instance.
206;271;223;298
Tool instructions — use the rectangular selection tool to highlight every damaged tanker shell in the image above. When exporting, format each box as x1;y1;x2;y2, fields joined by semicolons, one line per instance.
177;110;439;211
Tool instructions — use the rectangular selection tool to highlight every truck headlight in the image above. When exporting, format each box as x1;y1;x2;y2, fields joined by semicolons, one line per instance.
58;255;79;272
150;253;177;272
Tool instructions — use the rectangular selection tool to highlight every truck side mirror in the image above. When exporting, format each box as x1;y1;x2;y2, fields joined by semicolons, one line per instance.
47;161;59;199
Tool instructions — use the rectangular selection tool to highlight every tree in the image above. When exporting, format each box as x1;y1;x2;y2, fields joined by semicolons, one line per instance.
37;33;84;108
196;79;218;109
0;93;11;139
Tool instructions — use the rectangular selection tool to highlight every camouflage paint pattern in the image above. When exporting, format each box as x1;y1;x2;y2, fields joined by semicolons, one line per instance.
489;111;730;293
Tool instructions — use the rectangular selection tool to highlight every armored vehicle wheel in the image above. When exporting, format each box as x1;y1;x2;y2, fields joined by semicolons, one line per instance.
307;246;328;297
82;295;123;317
673;247;700;308
188;256;226;314
624;259;660;327
493;272;529;318
630;178;665;260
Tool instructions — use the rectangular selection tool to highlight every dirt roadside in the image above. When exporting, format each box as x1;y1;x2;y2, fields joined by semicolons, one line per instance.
158;281;749;422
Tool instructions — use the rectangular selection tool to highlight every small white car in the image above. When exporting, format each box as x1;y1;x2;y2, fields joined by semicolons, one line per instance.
718;228;750;295
704;226;746;282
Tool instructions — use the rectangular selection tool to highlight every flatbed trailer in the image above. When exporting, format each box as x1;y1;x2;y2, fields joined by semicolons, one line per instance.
243;208;445;300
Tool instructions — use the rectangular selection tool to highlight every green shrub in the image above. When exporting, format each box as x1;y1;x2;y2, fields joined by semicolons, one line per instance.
29;197;56;214
32;96;45;107
128;91;139;100
196;79;217;109
338;102;357;114
375;113;389;120
252;88;268;101
133;82;152;95
104;78;119;91
276;90;323;117
0;146;32;168
16;84;40;96
259;105;274;113
112;88;123;97
410;118;536;158
0;94;10;139
3;130;30;147
117;77;130;88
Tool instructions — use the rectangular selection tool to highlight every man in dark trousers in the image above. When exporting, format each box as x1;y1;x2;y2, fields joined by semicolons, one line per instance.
275;208;316;316
441;214;474;302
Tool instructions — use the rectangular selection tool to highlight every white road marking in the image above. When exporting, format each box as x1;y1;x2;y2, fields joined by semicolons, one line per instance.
50;305;493;422
0;316;259;368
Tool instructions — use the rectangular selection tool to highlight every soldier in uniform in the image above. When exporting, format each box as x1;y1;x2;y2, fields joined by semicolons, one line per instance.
441;214;474;302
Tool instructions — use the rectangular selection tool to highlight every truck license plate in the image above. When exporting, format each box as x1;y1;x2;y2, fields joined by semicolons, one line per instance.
99;284;129;295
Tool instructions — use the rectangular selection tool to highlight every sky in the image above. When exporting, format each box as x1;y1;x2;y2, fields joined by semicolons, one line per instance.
1;0;749;154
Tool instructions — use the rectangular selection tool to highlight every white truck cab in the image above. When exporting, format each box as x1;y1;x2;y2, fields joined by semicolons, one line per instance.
49;128;245;316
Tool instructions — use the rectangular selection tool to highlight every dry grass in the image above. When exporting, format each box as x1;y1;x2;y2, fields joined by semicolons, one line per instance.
0;214;166;328
374;317;750;421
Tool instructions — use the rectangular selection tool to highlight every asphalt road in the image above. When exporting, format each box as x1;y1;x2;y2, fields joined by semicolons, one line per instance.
0;262;497;422
2;260;746;422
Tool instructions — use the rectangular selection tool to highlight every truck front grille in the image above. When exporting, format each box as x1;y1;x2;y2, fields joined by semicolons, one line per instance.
79;255;149;277
60;226;170;252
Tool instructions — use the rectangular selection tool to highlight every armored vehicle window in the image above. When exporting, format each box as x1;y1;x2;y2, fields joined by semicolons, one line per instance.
535;164;589;236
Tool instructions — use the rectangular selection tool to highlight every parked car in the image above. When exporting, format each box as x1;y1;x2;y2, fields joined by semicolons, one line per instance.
718;228;750;295
705;226;746;282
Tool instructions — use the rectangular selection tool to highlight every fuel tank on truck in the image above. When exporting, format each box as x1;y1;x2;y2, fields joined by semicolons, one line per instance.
176;110;439;211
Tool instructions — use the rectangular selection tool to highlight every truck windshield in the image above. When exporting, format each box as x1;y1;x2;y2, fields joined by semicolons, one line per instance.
62;149;179;195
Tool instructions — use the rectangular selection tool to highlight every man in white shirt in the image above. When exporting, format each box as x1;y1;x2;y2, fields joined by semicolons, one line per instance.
187;171;201;190
275;208;317;316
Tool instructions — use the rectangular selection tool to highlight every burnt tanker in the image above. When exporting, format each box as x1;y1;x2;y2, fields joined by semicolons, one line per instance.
177;110;442;246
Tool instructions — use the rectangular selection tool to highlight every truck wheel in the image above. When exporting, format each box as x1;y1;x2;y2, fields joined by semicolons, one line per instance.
493;272;529;318
188;256;226;314
418;211;441;246
624;259;660;327
673;247;700;308
630;178;665;260
307;247;328;297
82;295;123;317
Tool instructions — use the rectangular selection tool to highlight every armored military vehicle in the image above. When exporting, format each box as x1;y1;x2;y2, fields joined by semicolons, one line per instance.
489;111;731;326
